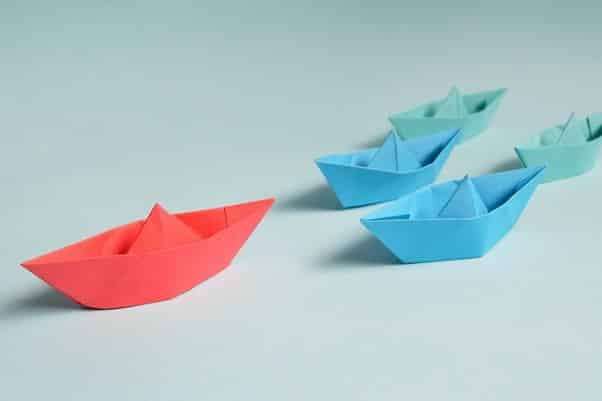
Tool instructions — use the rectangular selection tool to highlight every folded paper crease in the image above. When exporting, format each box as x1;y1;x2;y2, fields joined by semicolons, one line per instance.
315;129;460;208
21;198;275;309
389;87;506;143
361;167;545;263
516;112;602;182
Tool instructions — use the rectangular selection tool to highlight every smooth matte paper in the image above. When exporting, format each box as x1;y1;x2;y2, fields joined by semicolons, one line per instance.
389;87;506;143
515;113;602;183
361;167;545;263
21;198;275;309
316;129;460;208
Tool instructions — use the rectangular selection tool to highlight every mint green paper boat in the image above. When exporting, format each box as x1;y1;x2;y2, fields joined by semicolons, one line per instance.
389;87;506;144
515;113;602;183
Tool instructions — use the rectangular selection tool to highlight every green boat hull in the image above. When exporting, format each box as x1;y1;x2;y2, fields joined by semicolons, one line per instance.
389;88;506;144
515;139;602;183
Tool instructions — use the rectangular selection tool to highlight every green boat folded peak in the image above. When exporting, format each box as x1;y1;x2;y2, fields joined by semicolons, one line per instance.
389;86;507;144
515;112;602;183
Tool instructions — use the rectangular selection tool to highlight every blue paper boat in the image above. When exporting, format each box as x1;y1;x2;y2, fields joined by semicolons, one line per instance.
315;129;461;208
389;87;506;144
515;112;602;183
361;166;545;263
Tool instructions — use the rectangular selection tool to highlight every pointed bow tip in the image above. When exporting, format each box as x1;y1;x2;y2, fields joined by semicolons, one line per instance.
359;217;374;230
359;217;371;225
259;197;276;205
236;197;275;208
360;209;391;223
533;165;547;175
250;197;276;214
388;111;415;122
20;259;46;273
486;87;507;103
520;165;546;175
263;197;276;207
314;156;335;168
21;254;46;269
491;87;508;98
448;129;463;143
518;165;547;184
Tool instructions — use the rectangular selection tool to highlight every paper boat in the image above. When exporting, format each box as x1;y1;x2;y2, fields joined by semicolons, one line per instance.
515;113;602;183
315;129;461;208
389;87;506;144
361;167;545;263
21;198;275;309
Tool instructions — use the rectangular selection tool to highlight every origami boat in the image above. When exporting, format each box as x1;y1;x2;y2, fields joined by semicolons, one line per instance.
515;112;602;183
389;87;506;144
21;198;275;309
315;129;461;208
361;166;545;263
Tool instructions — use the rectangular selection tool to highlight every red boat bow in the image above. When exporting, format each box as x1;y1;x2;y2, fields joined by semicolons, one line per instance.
22;198;275;309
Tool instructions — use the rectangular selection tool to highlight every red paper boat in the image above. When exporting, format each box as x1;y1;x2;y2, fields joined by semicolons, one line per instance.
21;198;275;309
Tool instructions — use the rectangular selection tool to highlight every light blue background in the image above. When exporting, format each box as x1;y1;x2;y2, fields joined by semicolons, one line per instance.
2;1;601;400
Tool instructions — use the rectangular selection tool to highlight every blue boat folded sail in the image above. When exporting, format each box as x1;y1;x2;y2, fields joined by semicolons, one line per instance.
389;87;506;144
315;129;461;208
437;175;488;218
515;112;602;183
361;166;546;263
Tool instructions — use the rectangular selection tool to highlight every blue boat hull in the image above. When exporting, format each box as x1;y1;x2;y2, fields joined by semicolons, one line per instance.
316;130;459;208
361;167;544;263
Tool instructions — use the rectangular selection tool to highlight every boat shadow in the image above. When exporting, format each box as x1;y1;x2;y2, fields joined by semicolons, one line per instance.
317;235;399;269
0;287;83;320
353;130;388;149
275;130;390;213
486;156;523;174
274;184;342;212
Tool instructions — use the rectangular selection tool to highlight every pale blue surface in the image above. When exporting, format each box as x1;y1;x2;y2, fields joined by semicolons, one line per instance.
316;129;459;207
2;1;602;401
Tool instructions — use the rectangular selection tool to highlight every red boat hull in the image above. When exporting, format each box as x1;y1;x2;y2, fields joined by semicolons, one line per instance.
21;198;274;309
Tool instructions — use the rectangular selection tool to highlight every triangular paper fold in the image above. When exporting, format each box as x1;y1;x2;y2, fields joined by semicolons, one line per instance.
127;203;199;255
438;175;488;218
315;129;460;208
367;132;421;171
20;198;275;309
435;86;468;118
361;167;545;263
516;112;602;183
559;112;589;145
587;113;602;138
539;127;563;146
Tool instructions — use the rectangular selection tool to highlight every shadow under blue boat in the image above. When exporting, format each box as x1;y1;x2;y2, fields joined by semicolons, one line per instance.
352;130;389;150
485;156;523;174
316;235;399;268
